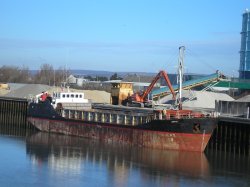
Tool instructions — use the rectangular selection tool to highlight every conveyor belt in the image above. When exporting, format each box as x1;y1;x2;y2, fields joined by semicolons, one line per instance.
152;72;221;98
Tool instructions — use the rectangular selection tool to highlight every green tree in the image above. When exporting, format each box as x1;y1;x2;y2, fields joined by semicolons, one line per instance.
96;76;108;81
110;73;122;80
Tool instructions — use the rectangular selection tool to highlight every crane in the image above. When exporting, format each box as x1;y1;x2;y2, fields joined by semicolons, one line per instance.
123;70;176;107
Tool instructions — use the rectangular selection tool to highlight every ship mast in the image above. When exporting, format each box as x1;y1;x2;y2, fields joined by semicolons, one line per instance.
178;46;185;110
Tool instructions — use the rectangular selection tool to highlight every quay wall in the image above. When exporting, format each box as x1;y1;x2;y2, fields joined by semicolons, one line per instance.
0;97;34;130
207;120;249;156
209;100;250;155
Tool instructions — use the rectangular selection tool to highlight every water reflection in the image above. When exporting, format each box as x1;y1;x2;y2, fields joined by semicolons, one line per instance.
26;132;210;179
1;127;249;186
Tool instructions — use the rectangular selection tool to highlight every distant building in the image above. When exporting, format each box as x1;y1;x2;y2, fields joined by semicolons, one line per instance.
67;75;89;87
239;9;250;79
67;75;77;84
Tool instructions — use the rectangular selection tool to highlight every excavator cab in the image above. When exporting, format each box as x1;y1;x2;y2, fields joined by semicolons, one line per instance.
122;92;151;107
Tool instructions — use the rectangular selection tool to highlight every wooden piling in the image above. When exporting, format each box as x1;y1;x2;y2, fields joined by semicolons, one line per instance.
207;120;250;156
0;97;32;131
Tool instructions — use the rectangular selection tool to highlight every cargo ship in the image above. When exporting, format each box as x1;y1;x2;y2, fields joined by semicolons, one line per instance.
27;101;216;152
27;46;217;152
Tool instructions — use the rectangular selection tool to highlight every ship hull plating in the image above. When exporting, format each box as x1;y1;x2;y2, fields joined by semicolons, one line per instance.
27;116;215;152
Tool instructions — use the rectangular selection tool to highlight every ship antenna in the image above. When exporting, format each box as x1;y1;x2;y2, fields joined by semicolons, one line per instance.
178;46;185;110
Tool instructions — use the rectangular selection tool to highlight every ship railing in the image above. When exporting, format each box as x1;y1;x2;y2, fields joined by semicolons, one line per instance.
61;108;154;126
59;108;217;125
154;109;218;120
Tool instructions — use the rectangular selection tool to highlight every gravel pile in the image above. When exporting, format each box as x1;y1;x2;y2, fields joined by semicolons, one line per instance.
155;90;234;110
0;83;111;104
236;95;250;102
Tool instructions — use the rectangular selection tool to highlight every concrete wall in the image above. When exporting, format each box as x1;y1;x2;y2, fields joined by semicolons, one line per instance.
216;100;250;118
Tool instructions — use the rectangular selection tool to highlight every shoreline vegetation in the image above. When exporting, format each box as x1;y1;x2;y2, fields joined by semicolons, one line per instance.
0;64;123;86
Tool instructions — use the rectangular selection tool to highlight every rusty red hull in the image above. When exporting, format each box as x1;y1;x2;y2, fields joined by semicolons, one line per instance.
28;117;212;152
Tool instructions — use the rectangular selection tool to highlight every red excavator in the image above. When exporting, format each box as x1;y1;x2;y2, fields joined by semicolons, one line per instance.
122;70;176;107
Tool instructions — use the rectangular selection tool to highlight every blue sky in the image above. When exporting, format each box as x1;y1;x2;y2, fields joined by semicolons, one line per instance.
0;1;249;76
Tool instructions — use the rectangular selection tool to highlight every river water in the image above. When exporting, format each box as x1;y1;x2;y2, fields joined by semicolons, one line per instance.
0;128;249;187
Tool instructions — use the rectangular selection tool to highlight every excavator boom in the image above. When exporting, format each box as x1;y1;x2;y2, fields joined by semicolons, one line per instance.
140;70;176;101
123;70;176;107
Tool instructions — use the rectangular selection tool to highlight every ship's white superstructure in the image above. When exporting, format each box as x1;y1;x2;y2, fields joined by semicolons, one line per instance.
52;92;89;107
